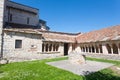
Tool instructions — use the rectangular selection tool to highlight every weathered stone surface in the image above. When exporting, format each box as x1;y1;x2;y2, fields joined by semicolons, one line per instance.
0;59;9;64
0;0;5;58
8;53;62;63
86;53;120;60
5;1;39;26
68;51;86;64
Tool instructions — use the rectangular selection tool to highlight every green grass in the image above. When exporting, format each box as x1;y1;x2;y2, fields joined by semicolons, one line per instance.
84;57;120;80
0;57;83;80
0;57;120;80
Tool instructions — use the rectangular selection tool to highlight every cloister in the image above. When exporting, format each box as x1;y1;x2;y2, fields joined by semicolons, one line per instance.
79;41;120;55
42;42;60;53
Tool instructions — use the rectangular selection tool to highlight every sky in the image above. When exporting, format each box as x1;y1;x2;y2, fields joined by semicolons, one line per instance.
11;0;120;33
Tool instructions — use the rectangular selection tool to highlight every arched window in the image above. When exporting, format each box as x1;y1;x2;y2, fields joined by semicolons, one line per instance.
53;44;56;51
89;46;91;53
99;44;103;53
95;46;99;53
86;47;88;52
46;44;48;52
92;46;95;53
112;43;118;54
83;47;85;52
106;44;111;54
56;44;59;51
49;44;52;52
42;44;44;52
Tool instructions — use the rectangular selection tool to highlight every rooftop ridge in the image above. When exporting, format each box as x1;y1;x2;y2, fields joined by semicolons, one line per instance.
9;0;39;10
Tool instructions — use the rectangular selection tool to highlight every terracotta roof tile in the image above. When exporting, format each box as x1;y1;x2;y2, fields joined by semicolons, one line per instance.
3;25;120;43
39;31;76;43
76;25;120;43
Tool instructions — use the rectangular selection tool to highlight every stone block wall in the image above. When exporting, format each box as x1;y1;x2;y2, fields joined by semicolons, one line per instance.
3;31;42;59
4;0;39;26
0;0;6;58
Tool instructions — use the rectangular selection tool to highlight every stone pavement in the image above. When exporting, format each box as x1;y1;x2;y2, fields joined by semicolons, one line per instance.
47;60;114;75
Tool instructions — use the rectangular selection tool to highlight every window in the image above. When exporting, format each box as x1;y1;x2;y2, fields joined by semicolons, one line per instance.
15;40;22;49
27;17;30;24
9;14;12;22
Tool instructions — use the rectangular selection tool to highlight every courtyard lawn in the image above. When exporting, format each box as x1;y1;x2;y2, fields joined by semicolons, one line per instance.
0;57;120;80
84;57;120;80
0;57;83;80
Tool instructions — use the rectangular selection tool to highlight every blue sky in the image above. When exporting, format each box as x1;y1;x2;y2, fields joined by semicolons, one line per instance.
12;0;120;33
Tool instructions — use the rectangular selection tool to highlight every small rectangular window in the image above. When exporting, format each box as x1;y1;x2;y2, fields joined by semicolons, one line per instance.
9;14;12;22
15;40;22;49
27;17;30;24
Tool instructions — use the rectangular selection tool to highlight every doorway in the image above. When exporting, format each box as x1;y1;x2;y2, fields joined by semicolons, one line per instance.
64;43;68;56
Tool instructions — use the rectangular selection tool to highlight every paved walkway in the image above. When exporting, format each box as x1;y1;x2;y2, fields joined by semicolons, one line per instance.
47;60;114;75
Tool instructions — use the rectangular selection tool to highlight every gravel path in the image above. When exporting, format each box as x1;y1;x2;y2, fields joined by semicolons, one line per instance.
47;60;114;75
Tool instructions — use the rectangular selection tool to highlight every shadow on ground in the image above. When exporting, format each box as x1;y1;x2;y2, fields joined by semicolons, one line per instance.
83;71;120;80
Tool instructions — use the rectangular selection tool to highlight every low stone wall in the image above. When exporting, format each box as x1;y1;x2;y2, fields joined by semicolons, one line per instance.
86;53;120;60
7;53;62;63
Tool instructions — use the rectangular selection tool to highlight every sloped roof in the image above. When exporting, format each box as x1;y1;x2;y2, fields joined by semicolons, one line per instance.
4;29;42;35
3;25;120;43
76;25;120;43
39;30;77;43
3;29;77;43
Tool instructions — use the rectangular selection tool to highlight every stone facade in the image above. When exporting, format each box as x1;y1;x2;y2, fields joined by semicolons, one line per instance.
0;0;120;61
4;0;39;27
3;30;42;59
77;40;120;55
0;0;6;58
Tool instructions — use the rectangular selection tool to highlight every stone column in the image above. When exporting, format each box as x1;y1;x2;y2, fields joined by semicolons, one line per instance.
94;46;97;53
81;47;83;53
117;44;120;55
0;0;6;58
110;44;113;54
91;47;93;53
51;43;54;52
84;46;86;53
98;47;100;54
87;47;89;53
102;43;108;54
118;47;120;55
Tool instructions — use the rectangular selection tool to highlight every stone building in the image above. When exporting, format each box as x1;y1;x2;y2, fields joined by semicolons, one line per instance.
0;0;120;60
